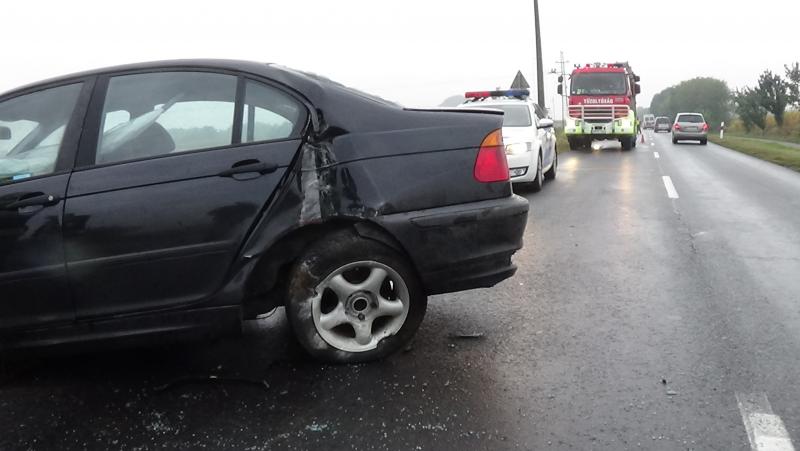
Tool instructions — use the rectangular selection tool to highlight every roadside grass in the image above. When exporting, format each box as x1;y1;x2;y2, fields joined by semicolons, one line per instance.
726;111;800;145
556;128;570;153
709;135;800;172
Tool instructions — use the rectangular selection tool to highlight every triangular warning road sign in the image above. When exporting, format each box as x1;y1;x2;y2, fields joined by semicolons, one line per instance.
510;71;530;89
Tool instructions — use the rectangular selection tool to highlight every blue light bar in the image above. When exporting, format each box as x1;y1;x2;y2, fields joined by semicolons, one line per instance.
498;89;530;98
465;89;530;99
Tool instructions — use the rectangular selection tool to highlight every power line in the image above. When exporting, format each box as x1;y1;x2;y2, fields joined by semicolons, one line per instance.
553;51;569;122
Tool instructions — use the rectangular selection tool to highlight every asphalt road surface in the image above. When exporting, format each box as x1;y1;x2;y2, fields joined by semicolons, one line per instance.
2;131;800;450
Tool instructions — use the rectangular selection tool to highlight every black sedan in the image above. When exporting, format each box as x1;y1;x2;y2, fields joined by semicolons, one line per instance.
0;60;528;363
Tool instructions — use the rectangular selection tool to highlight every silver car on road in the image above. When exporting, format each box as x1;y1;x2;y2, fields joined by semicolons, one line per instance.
654;116;671;133
672;112;708;145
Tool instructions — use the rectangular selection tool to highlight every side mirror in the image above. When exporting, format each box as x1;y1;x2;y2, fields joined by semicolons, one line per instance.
557;75;564;83
538;118;554;129
634;75;641;82
0;126;10;140
557;84;563;95
634;84;641;94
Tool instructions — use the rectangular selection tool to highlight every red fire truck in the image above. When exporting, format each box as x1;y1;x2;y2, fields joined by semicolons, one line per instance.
558;62;641;150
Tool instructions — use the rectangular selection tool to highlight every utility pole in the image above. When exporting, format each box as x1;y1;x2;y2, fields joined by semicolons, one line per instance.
533;0;545;110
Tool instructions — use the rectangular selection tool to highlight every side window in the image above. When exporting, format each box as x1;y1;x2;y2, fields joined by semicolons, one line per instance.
241;81;305;143
96;72;237;165
0;83;83;184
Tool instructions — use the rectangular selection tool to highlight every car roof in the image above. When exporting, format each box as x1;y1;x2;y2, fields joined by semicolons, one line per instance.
1;58;397;108
0;59;409;133
676;112;704;117
3;60;265;94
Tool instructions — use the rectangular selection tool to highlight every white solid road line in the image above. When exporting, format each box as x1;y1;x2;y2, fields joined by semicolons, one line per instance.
736;393;795;451
654;151;660;159
662;176;679;199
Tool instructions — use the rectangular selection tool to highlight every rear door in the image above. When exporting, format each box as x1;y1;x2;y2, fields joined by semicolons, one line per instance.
0;81;90;330
64;71;308;318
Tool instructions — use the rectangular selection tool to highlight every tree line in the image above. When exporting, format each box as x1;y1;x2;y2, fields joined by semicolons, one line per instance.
650;78;732;128
735;63;800;131
648;63;800;132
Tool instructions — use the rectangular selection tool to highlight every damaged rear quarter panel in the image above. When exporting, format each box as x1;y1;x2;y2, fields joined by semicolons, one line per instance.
240;106;509;252
230;81;510;308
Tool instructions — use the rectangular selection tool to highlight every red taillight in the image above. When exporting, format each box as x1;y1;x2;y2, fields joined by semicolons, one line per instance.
702;123;709;132
474;129;509;183
674;123;681;131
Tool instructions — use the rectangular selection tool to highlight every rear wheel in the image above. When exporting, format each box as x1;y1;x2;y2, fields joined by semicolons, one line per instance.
701;139;708;145
285;229;427;363
544;149;557;180
672;136;678;144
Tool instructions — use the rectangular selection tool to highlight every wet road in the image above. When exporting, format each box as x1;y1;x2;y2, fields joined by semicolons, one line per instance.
2;131;800;450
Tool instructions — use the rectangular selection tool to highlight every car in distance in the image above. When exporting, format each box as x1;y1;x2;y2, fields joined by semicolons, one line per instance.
654;116;671;133
672;113;709;145
0;60;529;363
457;89;557;192
642;114;656;130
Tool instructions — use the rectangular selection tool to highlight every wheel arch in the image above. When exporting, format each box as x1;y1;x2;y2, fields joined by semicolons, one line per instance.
241;218;418;318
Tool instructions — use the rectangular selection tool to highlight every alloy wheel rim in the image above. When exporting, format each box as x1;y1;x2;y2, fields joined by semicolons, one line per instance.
310;261;410;353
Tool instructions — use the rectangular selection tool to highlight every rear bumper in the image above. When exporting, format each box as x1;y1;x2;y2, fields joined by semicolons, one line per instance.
375;195;529;295
673;131;707;140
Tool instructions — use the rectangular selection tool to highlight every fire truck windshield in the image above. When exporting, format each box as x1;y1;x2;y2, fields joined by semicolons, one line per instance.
570;73;628;96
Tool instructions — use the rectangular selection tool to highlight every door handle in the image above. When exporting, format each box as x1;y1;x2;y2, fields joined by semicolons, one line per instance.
217;160;278;178
5;192;60;210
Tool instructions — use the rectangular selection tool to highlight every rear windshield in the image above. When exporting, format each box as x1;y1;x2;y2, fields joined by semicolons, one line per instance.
570;73;628;95
677;114;704;123
464;104;532;127
656;118;670;124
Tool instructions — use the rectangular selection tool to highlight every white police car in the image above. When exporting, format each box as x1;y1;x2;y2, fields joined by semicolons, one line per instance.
457;89;557;192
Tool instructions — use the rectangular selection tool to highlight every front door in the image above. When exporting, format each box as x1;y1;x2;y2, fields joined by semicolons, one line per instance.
64;71;307;318
0;82;86;330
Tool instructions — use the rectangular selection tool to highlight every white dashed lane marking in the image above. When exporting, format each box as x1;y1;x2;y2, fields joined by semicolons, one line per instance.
662;175;679;199
737;393;795;451
654;151;660;159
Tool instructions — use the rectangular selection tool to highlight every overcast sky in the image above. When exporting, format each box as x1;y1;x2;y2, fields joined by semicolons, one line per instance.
2;0;798;118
